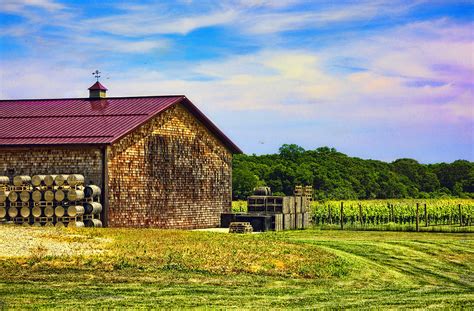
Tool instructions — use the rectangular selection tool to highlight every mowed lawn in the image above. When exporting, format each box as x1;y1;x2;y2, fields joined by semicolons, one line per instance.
0;226;472;309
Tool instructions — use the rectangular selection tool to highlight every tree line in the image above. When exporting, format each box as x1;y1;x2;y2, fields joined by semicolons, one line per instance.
232;144;474;200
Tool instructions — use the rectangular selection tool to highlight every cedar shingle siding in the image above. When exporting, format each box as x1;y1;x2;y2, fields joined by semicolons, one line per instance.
107;104;232;228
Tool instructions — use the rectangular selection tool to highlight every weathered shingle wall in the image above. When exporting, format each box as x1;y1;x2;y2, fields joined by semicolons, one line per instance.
0;147;103;186
107;103;232;228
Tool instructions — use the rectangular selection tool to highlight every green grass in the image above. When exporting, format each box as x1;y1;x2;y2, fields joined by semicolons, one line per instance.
0;228;473;309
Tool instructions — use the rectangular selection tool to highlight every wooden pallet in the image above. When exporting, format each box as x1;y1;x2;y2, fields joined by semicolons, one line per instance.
82;214;100;220
296;213;303;229
9;185;32;192
13;217;29;224
33;217;54;223
283;214;291;230
273;213;283;231
10;202;29;208
294;185;303;196
229;222;253;234
33;201;54;207
248;196;292;214
57;216;82;223
247;196;266;212
302;212;311;229
266;196;291;214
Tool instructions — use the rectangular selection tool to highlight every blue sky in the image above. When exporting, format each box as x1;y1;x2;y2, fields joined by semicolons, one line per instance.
0;0;473;163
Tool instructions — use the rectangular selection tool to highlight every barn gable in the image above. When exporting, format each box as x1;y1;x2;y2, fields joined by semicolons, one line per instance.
108;103;233;228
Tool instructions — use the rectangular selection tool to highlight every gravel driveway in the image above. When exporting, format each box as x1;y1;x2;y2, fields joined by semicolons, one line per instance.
0;225;108;258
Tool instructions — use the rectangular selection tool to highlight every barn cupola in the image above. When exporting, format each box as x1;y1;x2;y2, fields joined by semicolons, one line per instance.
88;81;108;99
89;70;107;99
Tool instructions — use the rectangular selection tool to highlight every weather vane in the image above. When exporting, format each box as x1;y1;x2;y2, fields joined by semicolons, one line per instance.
92;70;101;82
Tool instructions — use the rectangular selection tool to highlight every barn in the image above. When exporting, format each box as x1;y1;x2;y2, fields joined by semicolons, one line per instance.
0;82;241;228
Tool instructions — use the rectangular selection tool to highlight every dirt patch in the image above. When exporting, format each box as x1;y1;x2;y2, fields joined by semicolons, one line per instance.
0;225;109;258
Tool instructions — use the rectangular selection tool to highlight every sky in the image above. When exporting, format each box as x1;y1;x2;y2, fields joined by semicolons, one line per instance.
0;0;473;163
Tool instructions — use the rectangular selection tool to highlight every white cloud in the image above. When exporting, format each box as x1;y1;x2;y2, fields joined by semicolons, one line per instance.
0;0;64;13
76;36;169;54
86;9;239;36
237;0;302;9
1;0;426;41
236;0;426;34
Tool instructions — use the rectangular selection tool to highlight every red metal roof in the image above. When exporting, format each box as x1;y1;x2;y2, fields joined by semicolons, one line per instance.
0;96;242;153
88;81;108;91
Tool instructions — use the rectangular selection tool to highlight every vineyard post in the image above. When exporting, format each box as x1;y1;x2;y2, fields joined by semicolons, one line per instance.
359;203;363;226
328;204;332;224
416;203;419;232
387;202;391;222
391;204;394;223
424;203;428;227
340;201;344;230
458;204;462;226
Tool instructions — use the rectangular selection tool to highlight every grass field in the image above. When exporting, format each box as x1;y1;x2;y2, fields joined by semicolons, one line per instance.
0;226;473;309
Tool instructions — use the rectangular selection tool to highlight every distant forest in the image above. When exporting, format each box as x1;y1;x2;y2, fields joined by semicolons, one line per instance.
232;144;474;200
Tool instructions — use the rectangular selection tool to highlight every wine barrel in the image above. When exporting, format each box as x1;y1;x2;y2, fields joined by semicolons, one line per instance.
32;190;43;203
84;185;101;198
67;205;85;217
0;190;9;203
55;206;65;217
8;191;18;202
31;175;46;187
32;206;42;217
44;175;57;187
44;190;54;202
67;174;84;186
32;222;41;227
20;191;30;203
20;206;30;217
8;207;18;218
55;221;65;228
68;189;84;201
0;206;6;218
13;175;31;186
44;206;54;217
73;221;85;228
44;222;54;227
54;189;66;202
54;174;69;186
253;186;272;196
0;176;10;185
85;219;102;227
84;202;102;215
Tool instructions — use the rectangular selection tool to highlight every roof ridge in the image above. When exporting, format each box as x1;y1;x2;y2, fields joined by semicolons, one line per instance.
0;135;114;139
0;95;186;102
0;113;149;120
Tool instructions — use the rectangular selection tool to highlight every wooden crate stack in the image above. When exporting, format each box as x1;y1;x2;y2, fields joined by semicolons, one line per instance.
229;222;253;234
247;186;312;231
0;174;102;228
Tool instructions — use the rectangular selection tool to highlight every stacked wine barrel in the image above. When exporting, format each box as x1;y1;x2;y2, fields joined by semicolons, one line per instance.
0;174;102;228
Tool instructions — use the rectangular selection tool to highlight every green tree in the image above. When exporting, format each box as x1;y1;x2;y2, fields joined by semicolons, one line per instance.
232;167;261;200
279;144;305;162
232;145;472;200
